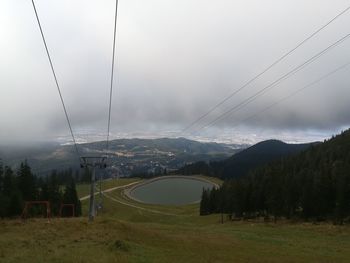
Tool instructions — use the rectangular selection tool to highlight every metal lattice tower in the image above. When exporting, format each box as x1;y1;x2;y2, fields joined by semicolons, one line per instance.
80;156;107;221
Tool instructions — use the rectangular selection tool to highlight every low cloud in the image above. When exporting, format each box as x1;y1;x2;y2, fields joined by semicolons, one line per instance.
1;0;349;144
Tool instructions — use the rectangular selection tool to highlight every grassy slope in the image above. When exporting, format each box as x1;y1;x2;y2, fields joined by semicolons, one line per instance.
1;177;350;263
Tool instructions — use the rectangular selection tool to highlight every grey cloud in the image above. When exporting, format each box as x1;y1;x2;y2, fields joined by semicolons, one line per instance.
1;0;350;145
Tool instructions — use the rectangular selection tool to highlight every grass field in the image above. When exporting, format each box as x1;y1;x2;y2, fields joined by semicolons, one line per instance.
1;177;350;263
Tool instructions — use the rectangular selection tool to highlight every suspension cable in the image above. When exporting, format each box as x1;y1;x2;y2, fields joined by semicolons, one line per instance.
30;0;80;158
181;5;350;134
106;0;119;155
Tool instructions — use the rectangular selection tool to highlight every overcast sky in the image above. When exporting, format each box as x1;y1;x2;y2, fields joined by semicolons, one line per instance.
1;0;350;145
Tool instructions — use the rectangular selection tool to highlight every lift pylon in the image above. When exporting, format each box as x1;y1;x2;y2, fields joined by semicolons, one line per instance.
80;156;107;222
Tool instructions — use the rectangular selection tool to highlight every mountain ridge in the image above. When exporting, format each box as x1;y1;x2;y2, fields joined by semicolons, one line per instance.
179;139;315;179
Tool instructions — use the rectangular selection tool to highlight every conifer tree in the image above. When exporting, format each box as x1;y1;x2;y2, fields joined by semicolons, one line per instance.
3;166;22;217
0;161;5;218
200;188;210;215
17;160;36;201
48;170;62;216
62;176;82;217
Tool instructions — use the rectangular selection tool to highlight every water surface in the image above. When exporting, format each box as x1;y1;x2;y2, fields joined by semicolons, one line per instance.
130;177;215;205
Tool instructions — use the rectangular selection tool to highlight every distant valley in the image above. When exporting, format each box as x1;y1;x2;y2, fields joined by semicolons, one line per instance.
0;138;245;177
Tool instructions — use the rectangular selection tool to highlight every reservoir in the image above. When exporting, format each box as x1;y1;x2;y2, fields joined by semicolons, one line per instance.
128;176;216;205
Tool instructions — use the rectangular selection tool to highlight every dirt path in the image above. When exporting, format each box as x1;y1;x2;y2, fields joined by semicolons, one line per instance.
79;181;141;201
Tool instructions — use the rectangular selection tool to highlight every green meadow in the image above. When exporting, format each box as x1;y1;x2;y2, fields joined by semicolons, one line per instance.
1;177;350;263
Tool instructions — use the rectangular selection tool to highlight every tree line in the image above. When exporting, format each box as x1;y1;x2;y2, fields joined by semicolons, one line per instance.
200;129;350;224
0;160;82;218
178;140;311;180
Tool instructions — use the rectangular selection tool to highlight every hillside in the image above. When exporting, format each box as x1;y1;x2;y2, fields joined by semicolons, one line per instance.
201;129;350;222
0;138;241;176
179;139;313;179
1;178;350;263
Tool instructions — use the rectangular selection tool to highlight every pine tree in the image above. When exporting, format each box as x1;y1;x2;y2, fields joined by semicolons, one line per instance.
0;161;5;218
81;167;91;182
62;177;82;217
48;170;62;216
200;188;210;215
74;170;80;182
334;162;350;224
3;166;22;217
39;175;49;201
17;160;36;201
0;159;3;185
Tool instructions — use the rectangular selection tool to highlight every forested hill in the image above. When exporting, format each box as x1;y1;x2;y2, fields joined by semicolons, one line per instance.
178;140;313;179
200;129;350;223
